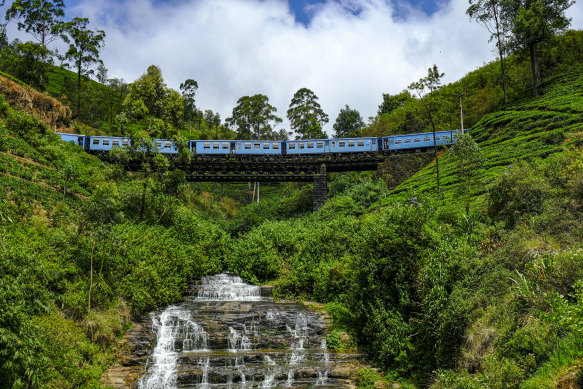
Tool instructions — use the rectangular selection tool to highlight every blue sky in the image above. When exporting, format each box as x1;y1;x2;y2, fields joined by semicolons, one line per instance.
27;0;583;132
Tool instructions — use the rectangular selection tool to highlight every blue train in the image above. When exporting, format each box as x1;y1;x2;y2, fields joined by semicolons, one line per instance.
56;129;463;156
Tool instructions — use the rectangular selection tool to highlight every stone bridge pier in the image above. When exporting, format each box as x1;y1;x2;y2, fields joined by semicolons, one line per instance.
313;163;327;211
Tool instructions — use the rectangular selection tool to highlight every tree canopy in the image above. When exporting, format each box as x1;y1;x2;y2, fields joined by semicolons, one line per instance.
119;65;184;138
226;94;282;140
287;88;329;139
333;105;365;138
5;0;64;47
503;0;573;96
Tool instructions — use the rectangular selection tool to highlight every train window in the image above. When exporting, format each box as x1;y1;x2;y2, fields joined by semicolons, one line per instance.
357;140;364;147
394;139;402;145
316;142;323;148
414;138;421;143
253;143;260;149
443;136;450;140
103;138;110;146
213;142;219;149
298;143;305;149
307;142;314;149
203;142;210;149
273;143;280;149
288;143;295;149
222;142;229;149
165;141;172;148
435;136;441;141
331;141;335;148
348;140;355;147
122;139;129;146
245;142;251;150
155;141;162;148
92;138;99;145
423;137;431;142
263;143;270;149
339;141;346;147
112;139;120;146
404;139;412;144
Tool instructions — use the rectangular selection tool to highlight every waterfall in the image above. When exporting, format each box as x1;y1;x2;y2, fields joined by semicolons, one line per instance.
139;273;358;387
139;307;207;389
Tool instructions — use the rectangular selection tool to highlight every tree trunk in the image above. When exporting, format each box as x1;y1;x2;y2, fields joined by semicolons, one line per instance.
429;114;440;193
140;180;147;221
88;239;95;311
529;43;540;97
77;62;82;117
500;52;508;104
493;8;508;104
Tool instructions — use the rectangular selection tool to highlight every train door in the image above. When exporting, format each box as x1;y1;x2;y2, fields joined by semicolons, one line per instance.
230;142;236;154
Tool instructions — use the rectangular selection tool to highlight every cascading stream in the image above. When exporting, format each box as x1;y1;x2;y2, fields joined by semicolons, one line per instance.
139;273;358;388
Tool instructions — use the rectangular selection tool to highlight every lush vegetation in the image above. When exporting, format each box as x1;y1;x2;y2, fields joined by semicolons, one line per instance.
2;1;583;388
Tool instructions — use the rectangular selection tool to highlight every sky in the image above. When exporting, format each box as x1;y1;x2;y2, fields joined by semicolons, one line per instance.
6;0;583;133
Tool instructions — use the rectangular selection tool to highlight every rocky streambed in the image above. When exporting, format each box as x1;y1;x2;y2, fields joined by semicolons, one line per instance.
102;273;362;388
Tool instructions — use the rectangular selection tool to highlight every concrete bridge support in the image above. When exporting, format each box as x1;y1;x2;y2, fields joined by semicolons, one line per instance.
313;163;327;211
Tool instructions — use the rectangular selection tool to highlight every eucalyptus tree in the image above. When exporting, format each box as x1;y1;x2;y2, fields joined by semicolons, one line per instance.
333;105;365;138
5;0;65;47
503;0;573;97
5;0;65;87
59;17;105;116
180;78;198;130
408;65;446;193
287;88;329;139
226;94;282;139
467;0;511;103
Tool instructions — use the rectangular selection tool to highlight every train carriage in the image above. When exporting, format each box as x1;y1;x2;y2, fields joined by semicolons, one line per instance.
57;132;85;147
381;130;459;152
286;137;378;155
233;140;283;155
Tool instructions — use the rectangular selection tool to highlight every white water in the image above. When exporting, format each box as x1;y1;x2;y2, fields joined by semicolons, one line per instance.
139;307;208;389
195;273;262;301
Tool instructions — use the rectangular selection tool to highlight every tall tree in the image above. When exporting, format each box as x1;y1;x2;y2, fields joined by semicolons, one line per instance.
287;88;329;139
503;0;573;97
5;0;64;47
467;0;511;103
180;78;198;131
408;65;446;193
59;17;105;117
226;94;282;139
333;105;365;138
119;65;183;138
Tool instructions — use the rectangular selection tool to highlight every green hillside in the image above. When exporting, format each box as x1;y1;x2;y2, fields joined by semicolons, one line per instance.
389;64;583;200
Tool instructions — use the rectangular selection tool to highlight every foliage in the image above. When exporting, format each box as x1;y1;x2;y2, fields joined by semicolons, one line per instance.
59;17;106;116
287;87;328;139
503;0;573;96
449;132;484;214
226;94;282;139
5;0;65;47
333;104;365;138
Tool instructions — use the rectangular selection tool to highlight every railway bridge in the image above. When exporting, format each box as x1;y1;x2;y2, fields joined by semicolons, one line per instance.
100;152;387;210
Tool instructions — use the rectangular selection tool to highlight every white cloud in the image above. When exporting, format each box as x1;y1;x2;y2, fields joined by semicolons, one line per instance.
39;0;583;132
